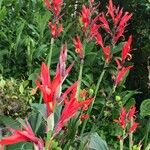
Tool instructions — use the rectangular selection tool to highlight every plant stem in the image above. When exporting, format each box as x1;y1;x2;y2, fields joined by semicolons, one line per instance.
45;131;52;150
76;59;84;99
47;37;54;69
120;139;124;150
129;118;133;150
80;63;106;136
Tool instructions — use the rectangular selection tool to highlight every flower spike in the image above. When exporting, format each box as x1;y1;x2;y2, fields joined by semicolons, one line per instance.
55;82;93;134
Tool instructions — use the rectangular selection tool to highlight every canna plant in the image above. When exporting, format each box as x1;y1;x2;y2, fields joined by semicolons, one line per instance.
0;0;141;150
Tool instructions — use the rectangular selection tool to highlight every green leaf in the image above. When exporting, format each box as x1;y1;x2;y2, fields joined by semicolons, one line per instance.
81;132;109;150
140;99;150;117
112;42;123;54
121;90;140;105
0;116;21;129
6;142;33;150
0;6;7;22
31;103;47;120
19;84;24;94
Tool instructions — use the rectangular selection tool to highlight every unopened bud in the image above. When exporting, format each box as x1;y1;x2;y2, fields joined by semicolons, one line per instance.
115;96;121;101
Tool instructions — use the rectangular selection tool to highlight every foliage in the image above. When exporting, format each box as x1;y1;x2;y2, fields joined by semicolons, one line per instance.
0;0;149;150
0;75;34;117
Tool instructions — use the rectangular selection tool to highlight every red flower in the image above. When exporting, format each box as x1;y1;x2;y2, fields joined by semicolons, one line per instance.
55;43;74;101
95;32;103;47
35;63;61;115
102;46;111;63
113;12;132;43
107;0;123;26
115;59;133;85
0;120;44;150
127;106;136;120
80;114;90;121
73;36;84;59
107;0;115;21
95;32;111;63
122;35;132;63
56;43;74;82
48;21;63;38
115;106;138;137
55;82;93;134
129;122;138;134
114;107;127;129
115;65;133;86
80;5;91;32
114;8;123;26
44;0;63;17
99;13;111;33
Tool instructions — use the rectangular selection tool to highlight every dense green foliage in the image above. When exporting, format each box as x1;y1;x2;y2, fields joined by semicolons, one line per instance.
0;0;149;150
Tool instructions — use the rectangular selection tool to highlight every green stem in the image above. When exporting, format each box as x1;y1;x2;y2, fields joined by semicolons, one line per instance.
47;37;54;69
129;118;133;150
120;139;124;150
45;131;52;150
80;64;106;136
76;59;84;99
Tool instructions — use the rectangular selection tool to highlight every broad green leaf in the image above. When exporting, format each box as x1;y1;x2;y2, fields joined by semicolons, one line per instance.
82;132;109;150
0;116;21;129
6;142;33;150
140;99;150;117
31;103;47;120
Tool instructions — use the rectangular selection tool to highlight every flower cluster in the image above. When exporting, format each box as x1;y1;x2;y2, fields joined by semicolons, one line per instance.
114;106;138;139
115;35;133;86
45;0;63;38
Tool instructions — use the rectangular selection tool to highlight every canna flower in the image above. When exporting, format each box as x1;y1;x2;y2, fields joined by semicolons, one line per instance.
129;122;138;134
55;82;93;134
115;58;133;86
115;65;133;86
0;120;44;150
56;43;74;82
95;32;111;63
95;31;103;47
121;35;132;64
88;15;101;41
127;106;136;120
107;0;123;26
115;106;138;133
114;107;127;129
99;13;111;33
102;46;111;63
113;12;132;44
80;5;91;32
48;21;63;38
73;36;84;59
44;0;63;17
114;8;123;26
107;0;115;21
55;43;74;101
35;63;61;115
